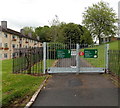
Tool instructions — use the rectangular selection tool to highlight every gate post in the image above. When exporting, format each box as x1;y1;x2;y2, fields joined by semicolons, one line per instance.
76;44;80;74
105;44;109;73
43;42;46;74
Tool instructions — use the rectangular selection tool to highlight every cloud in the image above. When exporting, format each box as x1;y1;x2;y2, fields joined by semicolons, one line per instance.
0;0;118;31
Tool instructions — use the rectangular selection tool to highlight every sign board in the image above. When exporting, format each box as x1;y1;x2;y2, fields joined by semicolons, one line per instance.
84;49;98;58
56;49;71;58
79;51;84;56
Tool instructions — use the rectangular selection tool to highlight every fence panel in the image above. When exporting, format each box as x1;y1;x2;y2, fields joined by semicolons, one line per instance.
13;47;43;75
108;50;120;76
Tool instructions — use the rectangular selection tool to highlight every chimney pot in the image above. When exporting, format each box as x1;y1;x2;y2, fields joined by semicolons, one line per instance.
20;29;25;35
28;32;32;37
1;21;7;29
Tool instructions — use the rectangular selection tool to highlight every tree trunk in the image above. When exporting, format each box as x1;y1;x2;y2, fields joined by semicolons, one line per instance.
98;34;102;44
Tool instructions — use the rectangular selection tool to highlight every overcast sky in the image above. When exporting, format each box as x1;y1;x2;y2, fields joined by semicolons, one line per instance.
0;0;119;32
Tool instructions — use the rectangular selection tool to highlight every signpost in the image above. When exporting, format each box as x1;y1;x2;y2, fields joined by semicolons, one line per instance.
84;49;98;58
56;49;71;58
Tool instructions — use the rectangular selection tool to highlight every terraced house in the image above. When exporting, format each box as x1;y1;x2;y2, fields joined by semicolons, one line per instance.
0;21;42;60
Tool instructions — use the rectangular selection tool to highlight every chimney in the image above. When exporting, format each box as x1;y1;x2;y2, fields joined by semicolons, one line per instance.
20;29;25;35
28;32;32;37
1;21;7;29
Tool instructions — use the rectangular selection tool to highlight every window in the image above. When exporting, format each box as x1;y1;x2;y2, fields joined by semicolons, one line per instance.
0;43;2;47
12;44;15;48
4;33;8;38
4;53;7;58
13;35;15;39
4;43;8;48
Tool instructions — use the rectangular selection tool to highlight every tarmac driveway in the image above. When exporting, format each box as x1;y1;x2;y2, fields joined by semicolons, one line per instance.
31;73;118;107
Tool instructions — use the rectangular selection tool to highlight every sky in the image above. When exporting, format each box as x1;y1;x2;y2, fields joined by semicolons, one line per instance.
0;0;119;32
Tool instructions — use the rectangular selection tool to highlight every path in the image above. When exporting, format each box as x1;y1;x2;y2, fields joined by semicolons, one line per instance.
55;56;93;67
31;74;118;107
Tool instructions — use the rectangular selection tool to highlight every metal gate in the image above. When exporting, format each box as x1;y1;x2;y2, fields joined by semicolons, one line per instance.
43;42;109;74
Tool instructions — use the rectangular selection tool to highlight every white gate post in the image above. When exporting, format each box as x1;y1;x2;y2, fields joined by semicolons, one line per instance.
43;42;46;74
76;44;80;74
105;44;109;73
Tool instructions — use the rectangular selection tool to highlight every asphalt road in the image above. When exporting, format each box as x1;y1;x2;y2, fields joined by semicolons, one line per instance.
55;56;93;67
31;73;118;107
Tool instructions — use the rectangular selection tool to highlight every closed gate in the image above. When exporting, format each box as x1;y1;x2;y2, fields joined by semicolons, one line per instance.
43;42;109;74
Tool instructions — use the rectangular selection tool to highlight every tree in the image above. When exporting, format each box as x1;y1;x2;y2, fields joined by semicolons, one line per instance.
82;1;118;44
62;23;82;44
79;26;93;44
48;15;62;42
35;26;51;42
22;27;36;38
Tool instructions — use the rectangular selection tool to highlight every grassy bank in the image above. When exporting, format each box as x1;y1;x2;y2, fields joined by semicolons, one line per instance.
2;59;46;107
81;40;119;67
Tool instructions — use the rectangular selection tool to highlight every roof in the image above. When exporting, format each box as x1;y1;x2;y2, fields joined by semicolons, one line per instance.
0;26;40;42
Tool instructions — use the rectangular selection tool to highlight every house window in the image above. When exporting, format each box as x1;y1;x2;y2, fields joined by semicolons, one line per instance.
12;35;16;39
4;53;8;58
4;43;8;48
0;43;2;47
4;33;8;38
12;44;15;48
12;53;15;58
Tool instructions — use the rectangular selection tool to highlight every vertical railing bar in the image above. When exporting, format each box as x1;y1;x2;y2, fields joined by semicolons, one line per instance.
76;44;80;74
105;44;109;73
43;42;46;74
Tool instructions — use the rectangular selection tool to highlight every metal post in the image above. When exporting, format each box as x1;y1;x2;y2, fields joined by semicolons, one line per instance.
43;42;46;74
76;44;80;74
105;44;109;73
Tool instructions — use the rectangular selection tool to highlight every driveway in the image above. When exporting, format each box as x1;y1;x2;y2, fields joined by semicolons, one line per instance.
31;73;118;107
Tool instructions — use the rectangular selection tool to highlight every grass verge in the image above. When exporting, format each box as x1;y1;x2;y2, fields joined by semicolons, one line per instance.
2;59;46;107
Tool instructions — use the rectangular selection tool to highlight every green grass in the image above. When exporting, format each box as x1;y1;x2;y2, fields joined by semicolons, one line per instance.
81;40;119;68
109;40;119;50
81;40;119;75
46;59;57;68
83;44;105;67
2;59;46;107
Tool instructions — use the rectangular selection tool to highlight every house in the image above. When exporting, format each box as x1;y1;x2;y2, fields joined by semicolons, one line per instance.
0;21;42;60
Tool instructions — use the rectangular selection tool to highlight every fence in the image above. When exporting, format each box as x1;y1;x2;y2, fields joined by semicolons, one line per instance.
108;50;120;76
13;47;43;75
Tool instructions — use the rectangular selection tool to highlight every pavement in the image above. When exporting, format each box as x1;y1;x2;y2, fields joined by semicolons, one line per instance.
31;73;119;107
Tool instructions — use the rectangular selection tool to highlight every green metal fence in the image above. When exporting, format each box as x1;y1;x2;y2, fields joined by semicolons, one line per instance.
13;47;43;75
108;50;120;76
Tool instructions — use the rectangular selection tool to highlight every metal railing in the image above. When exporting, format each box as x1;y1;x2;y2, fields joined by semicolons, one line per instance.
108;50;120;76
13;47;43;75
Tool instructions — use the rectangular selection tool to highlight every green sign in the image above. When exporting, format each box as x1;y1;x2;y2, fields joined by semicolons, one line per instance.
84;49;98;58
56;49;71;58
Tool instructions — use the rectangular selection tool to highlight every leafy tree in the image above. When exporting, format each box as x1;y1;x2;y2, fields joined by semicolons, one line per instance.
62;23;82;44
80;26;93;44
35;26;50;42
22;27;35;37
82;1;117;44
48;15;61;42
